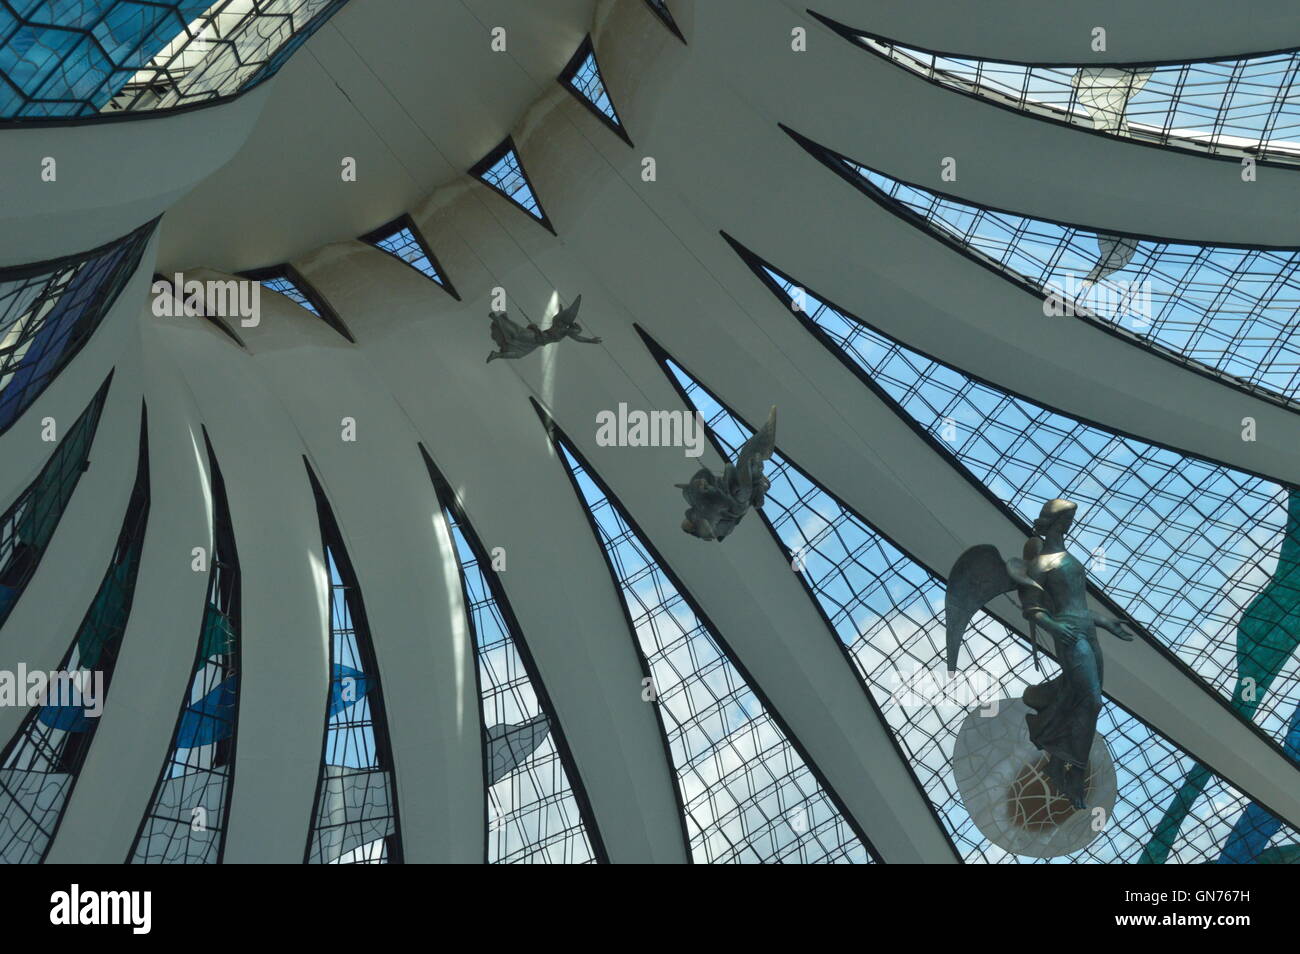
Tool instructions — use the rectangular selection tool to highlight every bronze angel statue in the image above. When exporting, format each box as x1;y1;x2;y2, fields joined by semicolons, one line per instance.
677;406;776;542
945;498;1138;809
485;294;602;362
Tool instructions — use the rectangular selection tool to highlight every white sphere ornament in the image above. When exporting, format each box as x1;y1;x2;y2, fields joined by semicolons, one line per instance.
952;697;1117;858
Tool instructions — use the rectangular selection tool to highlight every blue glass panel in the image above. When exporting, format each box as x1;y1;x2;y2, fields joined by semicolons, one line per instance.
659;347;1300;863
130;435;240;864
838;151;1300;404
0;377;111;632
0;221;152;435
552;432;874;863
731;246;1300;760
0;408;148;864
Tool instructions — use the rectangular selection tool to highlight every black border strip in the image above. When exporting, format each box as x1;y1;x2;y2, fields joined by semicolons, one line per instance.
643;0;686;44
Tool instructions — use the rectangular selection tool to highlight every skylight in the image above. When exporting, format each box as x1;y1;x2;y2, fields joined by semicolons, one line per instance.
559;37;632;146
729;239;1300;762
789;129;1300;407
426;449;602;863
549;422;875;863
818;14;1300;164
655;340;1299;863
359;216;459;299
470;139;556;233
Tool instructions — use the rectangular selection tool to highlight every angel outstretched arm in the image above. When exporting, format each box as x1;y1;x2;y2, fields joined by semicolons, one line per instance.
1091;611;1137;641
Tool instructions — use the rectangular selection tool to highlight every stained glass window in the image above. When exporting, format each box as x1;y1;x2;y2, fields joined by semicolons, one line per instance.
0;220;153;435
358;216;458;299
304;465;401;864
0;374;112;632
817;13;1300;165
0;404;149;863
792;130;1300;406
0;0;351;120
558;36;632;146
642;1;684;44
242;265;353;343
129;431;239;863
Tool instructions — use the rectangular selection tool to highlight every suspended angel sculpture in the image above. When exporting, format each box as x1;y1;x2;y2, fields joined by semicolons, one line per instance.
485;294;602;363
945;498;1138;809
677;406;777;542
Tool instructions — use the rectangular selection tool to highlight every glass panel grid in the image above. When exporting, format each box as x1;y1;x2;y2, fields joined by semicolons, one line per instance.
0;378;110;632
0;411;148;864
364;222;449;289
662;352;1298;863
257;274;319;317
563;43;621;126
304;523;399;864
0;0;351;119
554;437;874;863
474;144;545;221
745;253;1300;763
848;29;1300;164
0;221;152;434
846;157;1300;405
130;439;239;863
442;503;598;864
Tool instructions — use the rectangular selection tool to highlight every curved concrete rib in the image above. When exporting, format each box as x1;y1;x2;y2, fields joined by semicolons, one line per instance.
567;0;1300;486
47;329;212;863
152;303;332;864
0;85;270;266
324;144;958;860
800;0;1300;64
742;2;1300;246
217;276;484;865
0;352;142;752
293;239;691;863
472;30;1300;828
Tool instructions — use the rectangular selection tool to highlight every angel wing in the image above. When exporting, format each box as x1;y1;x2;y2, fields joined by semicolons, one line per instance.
944;544;1042;671
733;405;777;503
549;294;583;331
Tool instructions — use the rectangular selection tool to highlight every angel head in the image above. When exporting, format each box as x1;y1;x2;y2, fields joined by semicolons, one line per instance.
1032;498;1077;538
